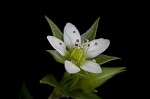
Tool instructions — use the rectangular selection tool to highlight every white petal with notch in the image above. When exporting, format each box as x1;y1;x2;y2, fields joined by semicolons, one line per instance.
47;36;67;56
65;60;80;74
85;38;110;58
64;23;81;50
80;61;102;73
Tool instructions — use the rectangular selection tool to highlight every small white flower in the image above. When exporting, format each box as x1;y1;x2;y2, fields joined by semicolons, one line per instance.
47;23;110;74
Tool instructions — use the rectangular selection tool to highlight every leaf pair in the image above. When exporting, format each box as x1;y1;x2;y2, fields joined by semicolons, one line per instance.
45;16;99;41
40;67;126;99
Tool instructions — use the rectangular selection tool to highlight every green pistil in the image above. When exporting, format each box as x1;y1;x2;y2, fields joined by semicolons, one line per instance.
69;47;85;66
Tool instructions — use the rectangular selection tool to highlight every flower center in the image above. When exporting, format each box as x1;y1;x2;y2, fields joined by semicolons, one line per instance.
70;47;85;66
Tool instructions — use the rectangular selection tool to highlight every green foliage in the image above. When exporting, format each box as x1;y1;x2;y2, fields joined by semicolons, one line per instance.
86;67;126;88
95;54;121;65
73;77;97;93
60;75;80;92
69;90;102;99
18;83;33;99
40;67;126;98
45;16;63;40
47;50;65;64
40;74;61;90
81;17;100;41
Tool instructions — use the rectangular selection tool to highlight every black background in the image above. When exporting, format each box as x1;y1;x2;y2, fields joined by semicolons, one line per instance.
3;5;133;99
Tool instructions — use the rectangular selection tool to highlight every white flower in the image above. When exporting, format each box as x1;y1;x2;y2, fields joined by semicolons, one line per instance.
47;23;110;74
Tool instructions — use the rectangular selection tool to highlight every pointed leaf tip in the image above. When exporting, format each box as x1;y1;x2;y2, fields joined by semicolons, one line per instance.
46;50;65;64
95;54;121;65
18;83;33;99
40;74;61;90
81;17;100;41
87;67;126;88
45;16;63;40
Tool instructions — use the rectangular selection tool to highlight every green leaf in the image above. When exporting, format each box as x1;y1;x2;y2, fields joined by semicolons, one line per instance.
47;50;65;64
63;77;79;92
45;16;63;40
40;74;60;90
69;90;102;99
60;75;80;92
18;83;33;99
87;67;126;88
61;71;70;79
95;54;121;65
73;77;97;93
81;17;100;41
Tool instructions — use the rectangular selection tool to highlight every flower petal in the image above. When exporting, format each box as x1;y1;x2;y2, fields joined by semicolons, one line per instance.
65;60;80;74
64;23;81;50
47;36;67;56
80;61;102;73
85;38;110;58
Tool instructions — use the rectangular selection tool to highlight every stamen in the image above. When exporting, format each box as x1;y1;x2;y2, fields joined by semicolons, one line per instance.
84;43;98;55
85;39;89;42
69;48;76;59
78;49;84;62
75;39;80;49
81;39;89;48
